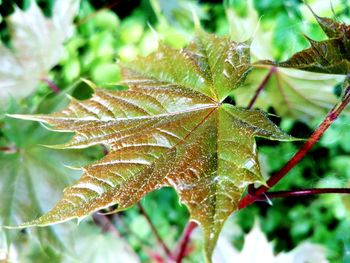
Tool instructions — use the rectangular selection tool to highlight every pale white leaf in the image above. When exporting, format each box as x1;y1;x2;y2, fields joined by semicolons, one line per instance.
0;0;79;107
213;220;328;263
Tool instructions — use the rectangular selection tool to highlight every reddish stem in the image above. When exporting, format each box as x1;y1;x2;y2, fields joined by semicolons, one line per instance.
239;85;350;209
265;188;350;199
41;78;60;94
98;147;164;258
92;213;121;237
0;145;17;153
77;0;121;26
0;146;12;151
137;203;171;257
172;221;198;263
92;213;140;258
247;66;276;109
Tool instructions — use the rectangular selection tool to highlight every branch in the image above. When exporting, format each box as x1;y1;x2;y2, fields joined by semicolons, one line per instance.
258;188;350;201
137;203;171;257
239;85;350;209
77;0;121;25
247;66;276;109
114;214;153;246
95;147;161;258
171;221;198;263
92;213;121;237
0;145;17;153
92;213;140;259
41;78;60;94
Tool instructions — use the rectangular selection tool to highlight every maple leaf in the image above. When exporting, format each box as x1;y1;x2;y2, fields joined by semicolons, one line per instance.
0;0;79;108
233;65;344;122
266;6;350;75
9;30;294;262
0;102;88;253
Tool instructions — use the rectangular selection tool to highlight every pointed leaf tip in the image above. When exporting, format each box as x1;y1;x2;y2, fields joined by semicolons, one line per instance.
275;7;350;75
81;78;97;90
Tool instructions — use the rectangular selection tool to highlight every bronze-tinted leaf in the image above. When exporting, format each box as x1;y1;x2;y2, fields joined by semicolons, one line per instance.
264;8;350;75
9;30;294;262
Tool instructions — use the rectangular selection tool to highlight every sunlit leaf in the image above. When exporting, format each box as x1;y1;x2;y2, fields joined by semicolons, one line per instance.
267;7;350;75
0;0;79;108
9;30;295;262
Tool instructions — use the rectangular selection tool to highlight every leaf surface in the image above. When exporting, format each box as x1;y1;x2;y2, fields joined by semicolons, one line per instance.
233;66;344;122
9;30;294;262
0;0;78;107
268;8;350;75
0;105;88;253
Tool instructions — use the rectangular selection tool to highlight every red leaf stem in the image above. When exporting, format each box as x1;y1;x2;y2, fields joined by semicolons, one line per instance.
239;85;350;209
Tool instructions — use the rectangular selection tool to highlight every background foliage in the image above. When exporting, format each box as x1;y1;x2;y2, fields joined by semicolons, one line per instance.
1;0;350;262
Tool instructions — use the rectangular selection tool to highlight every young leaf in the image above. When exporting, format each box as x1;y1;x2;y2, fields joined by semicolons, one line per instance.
233;65;344;122
267;7;350;75
9;30;294;262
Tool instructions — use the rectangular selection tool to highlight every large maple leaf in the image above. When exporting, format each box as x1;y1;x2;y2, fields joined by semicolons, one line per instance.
9;30;294;262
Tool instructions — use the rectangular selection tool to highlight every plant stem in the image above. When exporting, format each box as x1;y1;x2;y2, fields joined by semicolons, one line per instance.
264;188;350;199
92;213;121;237
41;78;60;94
92;213;140;258
247;66;276;109
0;146;17;153
137;203;171;257
172;221;198;263
239;85;350;209
77;0;121;25
100;143;170;257
114;214;154;247
97;147;163;257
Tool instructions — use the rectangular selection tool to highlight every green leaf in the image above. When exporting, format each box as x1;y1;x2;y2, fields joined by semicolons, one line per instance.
0;106;87;253
266;7;350;75
9;30;294;262
233;65;344;122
